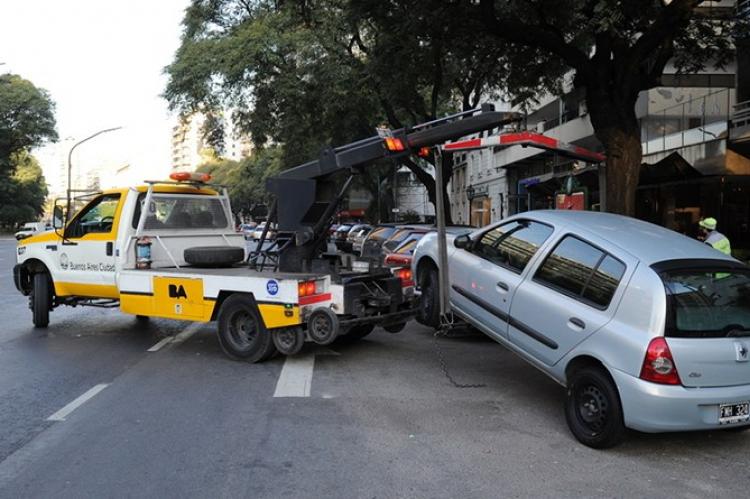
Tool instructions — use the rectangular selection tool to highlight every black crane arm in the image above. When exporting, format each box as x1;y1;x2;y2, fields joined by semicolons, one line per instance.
261;105;522;272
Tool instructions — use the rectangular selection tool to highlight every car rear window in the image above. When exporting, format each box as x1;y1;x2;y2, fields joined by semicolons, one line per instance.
474;220;553;273
368;227;397;241
395;239;419;255
534;236;626;308
662;270;750;338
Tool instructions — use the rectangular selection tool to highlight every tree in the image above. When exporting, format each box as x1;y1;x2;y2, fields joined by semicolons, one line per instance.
165;1;538;224
197;146;283;219
0;152;49;228
0;74;57;176
477;0;740;215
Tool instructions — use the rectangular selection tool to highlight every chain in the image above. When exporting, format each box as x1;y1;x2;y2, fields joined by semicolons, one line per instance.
432;315;486;389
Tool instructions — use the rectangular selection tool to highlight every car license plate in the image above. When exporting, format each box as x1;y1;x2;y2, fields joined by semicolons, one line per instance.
352;260;369;272
719;401;750;425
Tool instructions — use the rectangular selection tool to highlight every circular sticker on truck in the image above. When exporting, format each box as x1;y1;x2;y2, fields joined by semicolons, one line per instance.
266;279;279;296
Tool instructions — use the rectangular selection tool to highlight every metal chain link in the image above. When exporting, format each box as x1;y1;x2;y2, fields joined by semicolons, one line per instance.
432;315;486;389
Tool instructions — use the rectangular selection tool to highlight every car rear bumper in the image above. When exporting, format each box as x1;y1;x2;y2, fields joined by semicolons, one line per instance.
611;368;750;433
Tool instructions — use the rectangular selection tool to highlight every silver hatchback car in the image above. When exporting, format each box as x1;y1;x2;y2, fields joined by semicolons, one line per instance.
413;211;750;448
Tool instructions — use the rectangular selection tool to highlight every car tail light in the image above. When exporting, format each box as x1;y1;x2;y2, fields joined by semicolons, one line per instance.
384;254;411;267
640;337;681;385
396;268;414;287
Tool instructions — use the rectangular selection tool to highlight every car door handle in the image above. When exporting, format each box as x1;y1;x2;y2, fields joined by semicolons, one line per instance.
568;317;586;330
496;281;509;292
106;242;113;256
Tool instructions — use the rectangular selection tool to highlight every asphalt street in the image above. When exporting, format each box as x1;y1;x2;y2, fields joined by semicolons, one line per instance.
0;238;748;498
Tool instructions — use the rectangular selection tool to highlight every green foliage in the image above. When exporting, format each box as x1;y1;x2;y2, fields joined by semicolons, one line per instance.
0;152;49;227
0;74;57;175
197;146;282;217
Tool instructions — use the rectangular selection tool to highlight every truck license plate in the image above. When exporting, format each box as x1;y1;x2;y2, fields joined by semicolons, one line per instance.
719;401;750;425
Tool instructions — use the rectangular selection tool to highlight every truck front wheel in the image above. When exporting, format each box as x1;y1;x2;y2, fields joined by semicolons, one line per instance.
32;273;51;328
216;294;277;362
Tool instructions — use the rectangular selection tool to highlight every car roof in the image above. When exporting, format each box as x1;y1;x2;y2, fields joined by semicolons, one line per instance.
517;210;737;266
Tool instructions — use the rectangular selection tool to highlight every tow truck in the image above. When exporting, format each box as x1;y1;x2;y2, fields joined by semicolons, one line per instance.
13;105;518;362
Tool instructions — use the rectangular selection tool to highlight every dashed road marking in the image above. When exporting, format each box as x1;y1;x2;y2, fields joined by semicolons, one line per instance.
147;336;174;352
171;322;203;345
47;384;109;422
273;347;340;398
274;353;316;397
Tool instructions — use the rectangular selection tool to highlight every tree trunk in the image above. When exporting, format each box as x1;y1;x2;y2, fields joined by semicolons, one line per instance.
402;159;453;225
596;127;642;217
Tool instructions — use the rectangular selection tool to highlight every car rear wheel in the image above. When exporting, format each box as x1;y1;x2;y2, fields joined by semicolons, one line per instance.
565;367;626;449
32;273;51;328
217;294;277;362
417;266;440;328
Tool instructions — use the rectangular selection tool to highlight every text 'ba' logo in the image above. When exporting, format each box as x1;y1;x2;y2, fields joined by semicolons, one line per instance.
168;284;188;299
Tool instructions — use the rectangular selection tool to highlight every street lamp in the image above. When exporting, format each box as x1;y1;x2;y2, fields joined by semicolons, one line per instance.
66;126;123;222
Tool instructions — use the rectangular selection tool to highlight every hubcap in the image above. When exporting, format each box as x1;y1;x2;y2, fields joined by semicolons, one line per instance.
576;384;609;433
277;329;295;349
228;310;257;350
312;315;330;339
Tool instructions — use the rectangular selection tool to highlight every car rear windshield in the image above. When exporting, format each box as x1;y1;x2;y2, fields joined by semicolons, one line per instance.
662;270;750;338
132;193;229;230
368;227;397;241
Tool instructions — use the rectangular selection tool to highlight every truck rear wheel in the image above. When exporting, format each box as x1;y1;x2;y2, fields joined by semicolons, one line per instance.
32;273;50;328
216;294;277;362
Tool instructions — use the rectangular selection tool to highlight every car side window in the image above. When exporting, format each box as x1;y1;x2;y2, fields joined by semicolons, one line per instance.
534;235;626;308
67;194;121;238
473;220;553;273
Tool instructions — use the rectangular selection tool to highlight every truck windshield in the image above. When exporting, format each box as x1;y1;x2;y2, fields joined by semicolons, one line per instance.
663;270;750;338
133;194;229;230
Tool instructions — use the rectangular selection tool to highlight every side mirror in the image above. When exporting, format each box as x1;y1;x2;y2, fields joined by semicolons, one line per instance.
52;201;65;230
454;234;472;250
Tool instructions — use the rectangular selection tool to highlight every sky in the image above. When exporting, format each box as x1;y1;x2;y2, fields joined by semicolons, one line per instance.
0;0;191;193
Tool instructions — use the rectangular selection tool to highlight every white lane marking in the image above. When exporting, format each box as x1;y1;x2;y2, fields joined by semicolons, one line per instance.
47;384;109;422
147;336;173;352
274;353;316;397
171;322;203;345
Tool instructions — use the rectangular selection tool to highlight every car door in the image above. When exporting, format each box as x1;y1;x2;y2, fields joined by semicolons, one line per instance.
56;193;123;298
508;234;633;366
450;220;554;341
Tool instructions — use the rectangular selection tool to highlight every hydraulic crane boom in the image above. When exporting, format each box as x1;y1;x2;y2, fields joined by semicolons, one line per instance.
262;104;523;273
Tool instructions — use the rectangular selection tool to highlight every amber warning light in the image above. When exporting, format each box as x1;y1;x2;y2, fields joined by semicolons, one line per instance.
170;172;212;183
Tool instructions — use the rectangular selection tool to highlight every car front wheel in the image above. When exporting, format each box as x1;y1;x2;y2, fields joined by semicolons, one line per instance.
32;273;51;328
565;367;626;449
416;266;440;328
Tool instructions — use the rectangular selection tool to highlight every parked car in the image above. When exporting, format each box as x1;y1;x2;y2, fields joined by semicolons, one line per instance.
413;210;750;448
360;224;399;262
15;222;46;241
333;223;353;251
382;229;428;257
342;224;371;253
351;225;374;255
250;222;276;240
238;222;257;240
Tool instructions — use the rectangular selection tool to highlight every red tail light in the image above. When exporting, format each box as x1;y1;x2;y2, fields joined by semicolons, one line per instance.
640;337;681;385
396;268;414;287
384;254;411;267
417;146;431;157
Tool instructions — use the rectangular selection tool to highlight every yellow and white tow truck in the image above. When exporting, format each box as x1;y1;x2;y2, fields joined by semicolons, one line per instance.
13;106;516;362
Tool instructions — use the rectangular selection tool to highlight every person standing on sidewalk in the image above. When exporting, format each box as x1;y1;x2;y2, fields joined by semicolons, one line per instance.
698;217;731;256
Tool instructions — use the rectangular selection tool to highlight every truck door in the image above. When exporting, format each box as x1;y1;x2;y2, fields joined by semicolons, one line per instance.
450;220;554;341
56;193;123;298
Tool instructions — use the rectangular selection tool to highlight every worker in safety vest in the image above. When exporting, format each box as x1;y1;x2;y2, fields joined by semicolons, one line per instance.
698;217;731;255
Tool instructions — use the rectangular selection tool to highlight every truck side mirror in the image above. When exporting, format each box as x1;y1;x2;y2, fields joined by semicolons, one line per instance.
454;234;472;250
52;202;65;230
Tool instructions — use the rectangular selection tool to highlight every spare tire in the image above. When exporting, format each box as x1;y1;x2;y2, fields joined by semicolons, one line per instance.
184;246;244;268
